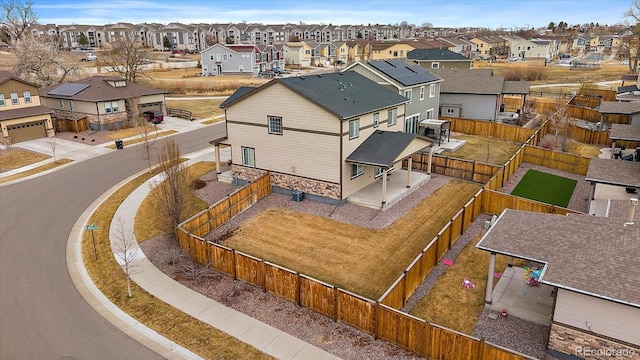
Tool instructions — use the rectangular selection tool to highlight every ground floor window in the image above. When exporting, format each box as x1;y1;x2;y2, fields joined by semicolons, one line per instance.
350;164;364;179
241;147;255;167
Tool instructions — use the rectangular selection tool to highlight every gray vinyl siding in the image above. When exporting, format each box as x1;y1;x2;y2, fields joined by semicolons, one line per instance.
439;93;498;121
201;46;256;76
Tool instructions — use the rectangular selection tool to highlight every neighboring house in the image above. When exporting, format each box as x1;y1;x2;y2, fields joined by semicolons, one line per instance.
218;71;433;204
370;41;415;60
200;44;258;76
39;76;166;131
572;35;592;54
431;68;530;121
345;39;371;62
469;35;509;59
436;36;476;58
0;71;53;143
477;208;640;360
407;48;473;70
504;35;554;60
284;41;313;68
343;59;442;134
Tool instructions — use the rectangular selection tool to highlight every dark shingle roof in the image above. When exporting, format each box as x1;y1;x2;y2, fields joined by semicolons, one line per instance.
617;85;638;94
346;130;422;167
502;80;530;95
407;48;472;61
39;76;167;102
278;72;408;119
610;123;640;142
0;105;53;121
220;86;256;108
364;59;440;87
585;157;640;188
477;209;640;307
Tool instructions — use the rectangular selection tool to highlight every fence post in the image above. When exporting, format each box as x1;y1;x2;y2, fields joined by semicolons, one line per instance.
333;287;339;321
476;338;485;360
296;272;301;306
231;249;237;279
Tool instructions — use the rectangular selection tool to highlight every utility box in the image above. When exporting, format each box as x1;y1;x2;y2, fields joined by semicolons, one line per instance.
292;191;304;202
115;140;124;150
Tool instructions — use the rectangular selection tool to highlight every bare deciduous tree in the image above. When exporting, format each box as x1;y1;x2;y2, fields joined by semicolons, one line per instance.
135;115;158;173
181;261;219;286
545;95;571;151
112;218;138;298
102;37;151;82
623;0;640;73
48;136;57;163
12;35;80;86
150;138;190;241
0;0;37;42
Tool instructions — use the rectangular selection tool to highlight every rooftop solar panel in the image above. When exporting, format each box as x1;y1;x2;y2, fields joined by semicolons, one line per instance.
368;59;438;86
47;83;90;96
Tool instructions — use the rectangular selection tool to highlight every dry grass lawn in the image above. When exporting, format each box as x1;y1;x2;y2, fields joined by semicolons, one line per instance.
135;161;214;242
166;99;225;120
446;134;522;165
0;149;50;172
83;165;271;360
223;180;482;300
410;233;524;334
0;158;73;183
564;139;603;158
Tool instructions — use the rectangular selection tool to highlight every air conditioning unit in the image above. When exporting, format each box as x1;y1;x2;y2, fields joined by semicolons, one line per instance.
292;191;304;202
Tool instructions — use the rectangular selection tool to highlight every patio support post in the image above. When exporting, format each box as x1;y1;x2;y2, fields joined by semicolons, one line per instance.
610;141;616;159
427;146;434;175
381;169;388;208
406;157;412;188
485;252;496;304
214;144;221;174
589;181;596;201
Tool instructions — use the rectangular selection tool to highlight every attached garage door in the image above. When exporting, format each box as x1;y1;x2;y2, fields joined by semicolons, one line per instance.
7;120;47;143
139;102;162;112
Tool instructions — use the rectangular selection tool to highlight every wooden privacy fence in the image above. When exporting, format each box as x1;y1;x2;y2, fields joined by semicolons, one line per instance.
178;172;271;237
481;190;581;217
166;107;193;120
443;117;536;143
409;152;502;184
522;145;591;175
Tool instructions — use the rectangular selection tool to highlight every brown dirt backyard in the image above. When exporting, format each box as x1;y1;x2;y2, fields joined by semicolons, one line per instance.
139;156;590;359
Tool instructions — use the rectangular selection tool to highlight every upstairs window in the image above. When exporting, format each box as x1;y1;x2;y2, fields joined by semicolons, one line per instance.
419;86;425;101
404;89;412;102
429;84;436;98
10;92;18;105
268;116;282;135
349;119;359;139
373;112;379;128
387;108;397;126
0;94;5;106
23;91;32;103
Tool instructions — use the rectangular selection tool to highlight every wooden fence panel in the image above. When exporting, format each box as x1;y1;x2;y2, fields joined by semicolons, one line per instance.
404;254;424;301
450;209;464;246
436;223;451;260
192;235;208;264
420;238;438;279
264;261;299;303
462;198;475;231
379;273;405;309
234;251;265;289
208;242;235;276
337;289;376;334
522;145;590;174
425;325;480;360
299;275;336;319
514;197;557;213
473;189;484;218
481;342;532;360
375;304;428;355
481;191;514;216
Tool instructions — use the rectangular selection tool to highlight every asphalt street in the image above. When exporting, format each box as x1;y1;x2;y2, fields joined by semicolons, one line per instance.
0;125;223;359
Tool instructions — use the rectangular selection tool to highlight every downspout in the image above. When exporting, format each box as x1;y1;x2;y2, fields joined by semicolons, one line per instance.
339;116;343;201
95;102;100;130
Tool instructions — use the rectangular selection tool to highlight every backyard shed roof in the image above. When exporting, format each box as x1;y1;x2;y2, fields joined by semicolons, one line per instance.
477;209;640;308
502;80;530;95
609;124;640;142
345;130;431;167
585;157;640;189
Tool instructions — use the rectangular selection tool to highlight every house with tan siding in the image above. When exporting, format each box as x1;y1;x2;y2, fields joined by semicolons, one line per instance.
477;208;640;359
0;71;53;143
370;41;415;60
218;71;433;205
39;76;166;131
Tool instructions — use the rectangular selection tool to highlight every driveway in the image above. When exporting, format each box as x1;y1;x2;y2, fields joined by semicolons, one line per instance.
0;125;222;359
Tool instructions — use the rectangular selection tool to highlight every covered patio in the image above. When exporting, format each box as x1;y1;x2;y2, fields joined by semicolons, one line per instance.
585;157;640;216
345;130;433;210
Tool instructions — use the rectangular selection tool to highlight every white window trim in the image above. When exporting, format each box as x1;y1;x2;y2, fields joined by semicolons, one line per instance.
349;119;359;139
350;164;364;179
241;147;256;167
387;108;397;127
0;94;5;106
59;98;65;109
10;92;18;105
404;89;412;102
373;112;379;128
419;86;425;101
429;84;436;98
23;91;32;103
268;116;282;135
431;62;440;69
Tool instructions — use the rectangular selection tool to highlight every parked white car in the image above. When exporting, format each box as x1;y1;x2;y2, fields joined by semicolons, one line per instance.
621;59;629;65
82;53;97;61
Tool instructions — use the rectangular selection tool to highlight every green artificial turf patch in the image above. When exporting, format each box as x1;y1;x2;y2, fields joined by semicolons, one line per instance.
511;169;577;208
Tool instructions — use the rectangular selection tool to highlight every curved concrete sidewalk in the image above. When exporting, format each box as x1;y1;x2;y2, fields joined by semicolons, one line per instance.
71;146;339;360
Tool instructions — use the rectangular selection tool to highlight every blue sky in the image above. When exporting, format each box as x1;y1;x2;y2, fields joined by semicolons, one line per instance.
35;0;632;29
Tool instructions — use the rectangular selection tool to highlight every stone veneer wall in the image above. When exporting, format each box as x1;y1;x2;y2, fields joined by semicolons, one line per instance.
53;110;128;131
549;323;640;359
232;165;341;200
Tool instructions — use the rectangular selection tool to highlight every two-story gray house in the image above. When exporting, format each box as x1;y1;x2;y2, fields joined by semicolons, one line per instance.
200;44;260;76
343;59;442;135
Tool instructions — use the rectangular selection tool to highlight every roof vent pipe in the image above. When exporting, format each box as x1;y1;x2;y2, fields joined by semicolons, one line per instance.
626;198;638;225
